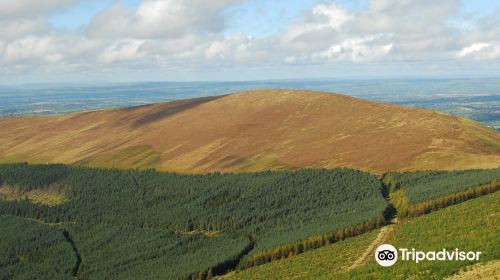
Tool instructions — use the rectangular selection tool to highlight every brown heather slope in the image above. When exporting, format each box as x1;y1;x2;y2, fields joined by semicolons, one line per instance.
0;89;499;173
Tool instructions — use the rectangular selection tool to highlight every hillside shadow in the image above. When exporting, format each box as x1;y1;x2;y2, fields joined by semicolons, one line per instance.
132;95;225;128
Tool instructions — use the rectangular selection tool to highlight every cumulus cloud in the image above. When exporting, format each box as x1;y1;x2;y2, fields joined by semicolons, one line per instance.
458;43;491;57
0;18;47;40
280;0;466;64
98;40;146;63
0;0;244;72
86;0;241;39
0;0;78;40
0;0;499;81
313;35;393;63
0;0;77;18
203;33;265;64
283;3;352;47
457;42;500;59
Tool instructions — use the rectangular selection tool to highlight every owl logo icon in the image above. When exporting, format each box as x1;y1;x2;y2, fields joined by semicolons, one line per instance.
375;244;398;267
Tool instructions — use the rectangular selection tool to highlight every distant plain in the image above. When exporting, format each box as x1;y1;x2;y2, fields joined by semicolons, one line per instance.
1;78;498;130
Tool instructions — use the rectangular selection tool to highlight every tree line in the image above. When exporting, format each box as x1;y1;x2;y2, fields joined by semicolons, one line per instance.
391;180;499;218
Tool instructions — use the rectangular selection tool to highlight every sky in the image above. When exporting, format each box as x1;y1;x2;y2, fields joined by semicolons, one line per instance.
0;0;499;84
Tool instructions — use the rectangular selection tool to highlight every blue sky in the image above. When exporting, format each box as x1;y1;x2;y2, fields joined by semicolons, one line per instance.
48;0;498;35
1;0;500;83
49;0;141;30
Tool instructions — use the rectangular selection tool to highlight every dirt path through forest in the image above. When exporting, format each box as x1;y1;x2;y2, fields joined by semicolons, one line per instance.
347;219;397;271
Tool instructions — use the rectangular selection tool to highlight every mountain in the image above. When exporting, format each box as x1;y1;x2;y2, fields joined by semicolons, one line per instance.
0;89;499;173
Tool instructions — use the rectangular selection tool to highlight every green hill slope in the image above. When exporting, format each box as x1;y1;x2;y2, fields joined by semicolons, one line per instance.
226;191;500;279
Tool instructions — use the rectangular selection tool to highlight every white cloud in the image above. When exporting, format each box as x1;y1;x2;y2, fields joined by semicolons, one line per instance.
98;40;146;63
0;0;78;40
86;0;241;39
0;18;47;40
0;0;246;74
0;0;499;82
204;33;259;64
313;35;393;63
457;42;500;60
4;36;55;62
0;0;78;41
351;0;458;34
313;3;352;30
457;43;491;57
279;0;467;63
284;3;352;42
279;3;353;54
0;0;78;18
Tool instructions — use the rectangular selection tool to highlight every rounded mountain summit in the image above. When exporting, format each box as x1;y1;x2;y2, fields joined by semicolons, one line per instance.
1;90;499;173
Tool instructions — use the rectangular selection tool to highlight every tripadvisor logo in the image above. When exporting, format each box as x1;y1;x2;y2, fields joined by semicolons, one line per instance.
375;244;398;267
374;244;481;267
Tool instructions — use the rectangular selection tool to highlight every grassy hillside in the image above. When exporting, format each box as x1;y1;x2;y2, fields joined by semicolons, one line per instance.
0;163;387;279
226;230;380;280
1;90;499;173
226;191;500;280
347;191;500;280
